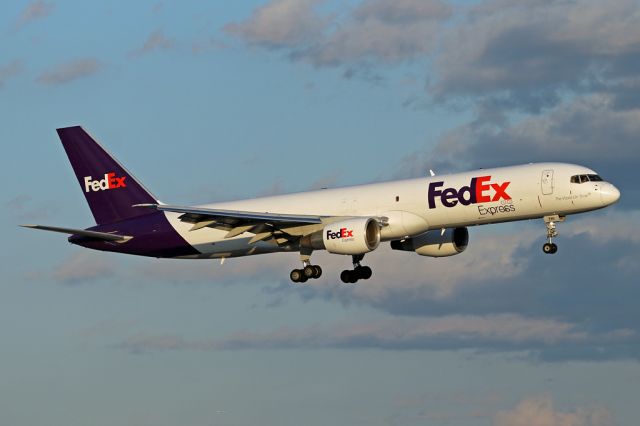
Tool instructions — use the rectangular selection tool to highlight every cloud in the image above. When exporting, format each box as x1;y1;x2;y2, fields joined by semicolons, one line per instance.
37;58;102;86
53;252;116;285
406;94;640;168
227;0;640;102
226;0;451;68
6;194;56;220
295;0;451;66
494;395;614;426
191;37;227;55
0;60;24;88
116;313;637;362
245;212;640;361
431;0;640;112
224;0;328;48
129;29;176;57
14;0;54;30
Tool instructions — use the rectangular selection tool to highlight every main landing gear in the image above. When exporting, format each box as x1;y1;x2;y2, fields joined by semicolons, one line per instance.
290;259;322;283
542;215;564;254
340;254;373;283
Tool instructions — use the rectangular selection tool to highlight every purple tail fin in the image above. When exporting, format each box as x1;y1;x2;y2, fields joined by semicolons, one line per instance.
57;126;158;225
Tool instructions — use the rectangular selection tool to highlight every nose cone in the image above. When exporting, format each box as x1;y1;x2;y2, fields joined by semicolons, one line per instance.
600;183;621;206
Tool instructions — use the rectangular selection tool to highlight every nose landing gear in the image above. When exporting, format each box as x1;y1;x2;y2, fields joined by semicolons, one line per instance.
542;215;564;254
340;254;373;283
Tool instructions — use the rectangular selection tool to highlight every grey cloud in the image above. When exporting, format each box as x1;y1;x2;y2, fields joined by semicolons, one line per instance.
14;0;54;30
353;0;451;23
226;0;640;101
295;0;450;66
0;60;24;88
6;194;56;221
494;395;614;426
227;0;451;68
37;58;102;86
432;0;640;111
191;37;227;55
129;30;176;57
117;314;637;362
53;252;116;285
224;0;328;48
118;212;640;361
254;212;640;360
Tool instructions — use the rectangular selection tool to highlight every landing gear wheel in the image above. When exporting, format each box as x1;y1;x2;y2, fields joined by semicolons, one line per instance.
542;243;558;254
290;269;305;282
303;265;316;278
342;255;373;283
358;266;372;280
341;270;356;283
313;265;322;279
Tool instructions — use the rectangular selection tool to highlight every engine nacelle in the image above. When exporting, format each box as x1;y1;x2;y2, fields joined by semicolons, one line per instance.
390;227;469;257
300;217;381;255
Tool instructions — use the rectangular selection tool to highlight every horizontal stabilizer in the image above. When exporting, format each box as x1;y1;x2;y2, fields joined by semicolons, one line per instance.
20;224;132;242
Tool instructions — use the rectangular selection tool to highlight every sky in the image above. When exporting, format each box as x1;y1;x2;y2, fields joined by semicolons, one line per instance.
2;0;640;425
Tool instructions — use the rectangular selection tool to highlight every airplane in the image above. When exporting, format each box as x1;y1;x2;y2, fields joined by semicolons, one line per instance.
22;126;621;283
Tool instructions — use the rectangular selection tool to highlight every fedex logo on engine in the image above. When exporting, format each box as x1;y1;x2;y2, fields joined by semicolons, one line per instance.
84;172;127;193
326;228;354;240
428;175;511;209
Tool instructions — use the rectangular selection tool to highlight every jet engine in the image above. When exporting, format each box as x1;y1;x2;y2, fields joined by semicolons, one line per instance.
390;227;469;257
300;217;381;255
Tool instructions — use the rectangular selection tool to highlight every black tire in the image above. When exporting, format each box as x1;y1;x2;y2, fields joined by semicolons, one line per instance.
360;266;372;280
303;265;316;278
550;243;558;254
543;243;553;254
340;270;352;283
313;265;322;279
290;269;303;282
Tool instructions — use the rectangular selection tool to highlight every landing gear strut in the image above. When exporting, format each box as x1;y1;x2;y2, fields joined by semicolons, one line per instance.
542;215;564;254
340;254;373;283
290;255;322;283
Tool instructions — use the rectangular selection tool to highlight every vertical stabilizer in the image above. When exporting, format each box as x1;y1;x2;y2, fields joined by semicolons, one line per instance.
57;126;158;225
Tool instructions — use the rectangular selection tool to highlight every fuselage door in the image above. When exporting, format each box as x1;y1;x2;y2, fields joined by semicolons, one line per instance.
541;169;554;195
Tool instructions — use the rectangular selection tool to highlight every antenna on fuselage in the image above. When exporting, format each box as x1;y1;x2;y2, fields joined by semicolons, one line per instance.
429;169;436;177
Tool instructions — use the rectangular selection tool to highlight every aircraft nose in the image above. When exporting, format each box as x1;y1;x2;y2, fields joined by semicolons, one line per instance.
600;183;621;206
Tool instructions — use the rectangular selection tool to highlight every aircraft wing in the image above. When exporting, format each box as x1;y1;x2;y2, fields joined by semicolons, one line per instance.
20;224;132;242
134;203;328;244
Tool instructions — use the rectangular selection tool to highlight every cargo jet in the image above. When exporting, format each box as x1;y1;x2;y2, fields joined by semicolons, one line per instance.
22;127;620;283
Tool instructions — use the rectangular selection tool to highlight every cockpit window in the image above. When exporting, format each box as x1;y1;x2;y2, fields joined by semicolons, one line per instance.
570;174;604;184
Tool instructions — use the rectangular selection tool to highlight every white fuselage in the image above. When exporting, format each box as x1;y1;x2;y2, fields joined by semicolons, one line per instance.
167;163;619;258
